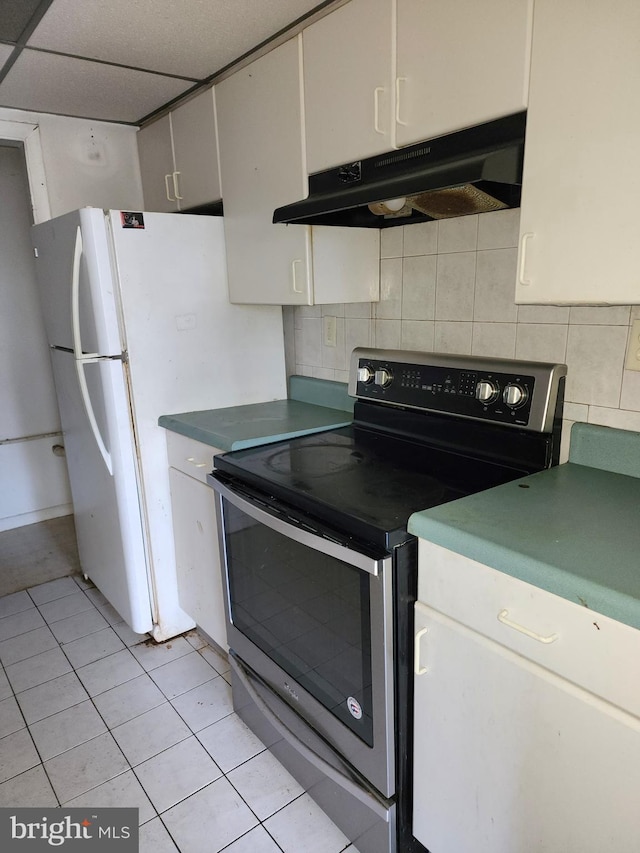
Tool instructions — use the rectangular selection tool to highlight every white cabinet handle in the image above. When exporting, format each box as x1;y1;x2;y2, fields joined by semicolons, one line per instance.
186;457;208;468
518;232;534;286
172;171;183;200
291;259;304;294
373;87;385;135
395;77;408;127
497;609;558;644
164;173;176;202
414;627;429;675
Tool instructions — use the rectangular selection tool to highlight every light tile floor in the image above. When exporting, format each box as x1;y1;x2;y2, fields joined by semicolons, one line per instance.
0;576;358;853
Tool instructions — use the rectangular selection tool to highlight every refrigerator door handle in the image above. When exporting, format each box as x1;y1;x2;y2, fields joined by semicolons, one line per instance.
74;357;113;476
71;226;100;360
71;226;113;474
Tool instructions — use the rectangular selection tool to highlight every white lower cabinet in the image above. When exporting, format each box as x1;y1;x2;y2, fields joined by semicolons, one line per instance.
413;542;640;853
167;432;227;649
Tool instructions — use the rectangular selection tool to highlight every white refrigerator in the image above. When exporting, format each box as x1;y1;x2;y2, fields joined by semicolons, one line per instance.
32;208;286;640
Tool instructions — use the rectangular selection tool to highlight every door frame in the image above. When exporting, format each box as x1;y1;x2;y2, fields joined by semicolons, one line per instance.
0;118;51;222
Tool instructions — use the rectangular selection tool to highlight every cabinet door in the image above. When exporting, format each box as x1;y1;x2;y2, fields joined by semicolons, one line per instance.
303;0;394;173
516;0;640;304
396;0;532;148
413;601;640;853
216;37;312;305
170;88;221;210
137;115;178;213
169;466;227;649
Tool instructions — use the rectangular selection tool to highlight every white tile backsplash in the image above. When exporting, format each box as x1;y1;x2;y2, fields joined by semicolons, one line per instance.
588;406;640;432
569;306;631;326
565;325;627;408
621;370;640;411
477;208;520;250
515;323;568;363
402;220;437;256
474;249;518;323
437;214;478;253
345;318;373;354
374;319;401;349
287;209;640;433
517;304;571;324
380;226;404;259
434;321;473;354
402;255;437;319
376;258;403;319
401;319;435;351
471;322;516;359
435;252;476;320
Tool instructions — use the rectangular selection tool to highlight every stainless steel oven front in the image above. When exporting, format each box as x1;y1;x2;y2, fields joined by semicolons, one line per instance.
211;474;396;801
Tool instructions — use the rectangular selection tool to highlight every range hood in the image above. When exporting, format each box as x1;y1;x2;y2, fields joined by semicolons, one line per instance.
274;112;526;228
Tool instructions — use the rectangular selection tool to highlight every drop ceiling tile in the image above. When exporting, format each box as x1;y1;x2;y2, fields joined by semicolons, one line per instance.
0;0;44;43
28;0;325;79
0;49;194;122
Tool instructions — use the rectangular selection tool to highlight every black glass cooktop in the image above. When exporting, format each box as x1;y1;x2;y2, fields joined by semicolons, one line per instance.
214;423;529;549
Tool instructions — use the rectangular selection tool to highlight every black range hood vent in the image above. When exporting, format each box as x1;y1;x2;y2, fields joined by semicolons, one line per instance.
274;111;526;228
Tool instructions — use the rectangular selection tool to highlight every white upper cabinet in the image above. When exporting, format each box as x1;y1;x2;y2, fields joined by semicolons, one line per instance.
395;0;532;148
216;38;311;304
138;88;221;212
303;0;394;174
516;0;640;304
216;36;379;305
303;0;532;174
137;114;176;212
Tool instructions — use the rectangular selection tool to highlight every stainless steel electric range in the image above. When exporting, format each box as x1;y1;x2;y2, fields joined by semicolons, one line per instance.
208;348;567;853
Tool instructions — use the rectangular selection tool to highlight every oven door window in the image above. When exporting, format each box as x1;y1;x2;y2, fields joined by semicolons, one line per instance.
222;498;374;746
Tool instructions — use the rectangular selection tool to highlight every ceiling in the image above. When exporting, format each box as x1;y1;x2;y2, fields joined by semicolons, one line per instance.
0;0;336;125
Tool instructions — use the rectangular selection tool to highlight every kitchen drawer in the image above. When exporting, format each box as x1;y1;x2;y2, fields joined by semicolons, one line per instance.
417;540;640;719
166;431;220;485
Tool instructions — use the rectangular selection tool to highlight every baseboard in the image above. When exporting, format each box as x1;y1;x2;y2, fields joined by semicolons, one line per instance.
0;503;74;533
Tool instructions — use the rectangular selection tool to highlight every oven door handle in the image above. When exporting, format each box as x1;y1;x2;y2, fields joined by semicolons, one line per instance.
231;655;390;821
210;475;386;577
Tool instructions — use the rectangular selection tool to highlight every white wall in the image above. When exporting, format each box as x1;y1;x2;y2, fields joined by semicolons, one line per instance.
0;106;144;219
0;146;72;530
286;209;640;462
37;113;143;217
0;107;143;529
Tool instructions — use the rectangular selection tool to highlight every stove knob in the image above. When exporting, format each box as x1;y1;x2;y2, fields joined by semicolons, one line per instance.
503;383;528;408
357;366;374;384
476;379;499;404
375;368;393;388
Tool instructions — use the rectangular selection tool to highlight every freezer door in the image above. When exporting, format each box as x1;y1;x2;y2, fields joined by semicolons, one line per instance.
32;208;122;355
50;348;152;633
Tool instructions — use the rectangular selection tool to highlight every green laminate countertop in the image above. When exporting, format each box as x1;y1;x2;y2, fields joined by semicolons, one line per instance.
408;424;640;630
158;376;353;451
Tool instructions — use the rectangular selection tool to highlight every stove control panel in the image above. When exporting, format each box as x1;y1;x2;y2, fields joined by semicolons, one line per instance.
349;349;567;433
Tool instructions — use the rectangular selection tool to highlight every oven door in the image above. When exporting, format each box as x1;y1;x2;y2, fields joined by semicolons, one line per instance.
209;473;395;799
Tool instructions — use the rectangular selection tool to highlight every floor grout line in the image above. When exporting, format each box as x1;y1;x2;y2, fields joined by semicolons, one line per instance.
1;580;355;853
